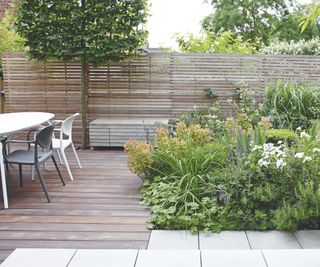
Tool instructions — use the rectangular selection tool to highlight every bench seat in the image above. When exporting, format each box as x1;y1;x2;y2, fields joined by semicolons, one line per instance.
89;118;168;147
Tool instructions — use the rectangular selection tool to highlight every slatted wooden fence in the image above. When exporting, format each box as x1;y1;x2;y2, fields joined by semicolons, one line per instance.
2;52;320;146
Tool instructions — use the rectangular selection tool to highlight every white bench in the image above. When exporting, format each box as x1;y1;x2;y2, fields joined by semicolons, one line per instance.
89;118;168;147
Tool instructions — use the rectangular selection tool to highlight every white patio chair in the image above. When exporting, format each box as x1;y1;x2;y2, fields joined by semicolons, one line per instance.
51;113;82;181
30;113;81;181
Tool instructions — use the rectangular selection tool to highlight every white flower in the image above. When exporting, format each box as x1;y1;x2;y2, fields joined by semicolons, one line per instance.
303;156;312;163
226;98;233;103
296;127;302;131
277;140;283;145
258;159;269;167
300;132;311;140
295;152;305;159
252;145;262;152
276;158;286;169
313;148;320;153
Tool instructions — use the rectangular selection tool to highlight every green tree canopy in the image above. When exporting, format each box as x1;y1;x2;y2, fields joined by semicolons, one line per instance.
273;4;319;42
300;2;320;32
15;0;148;64
0;11;25;76
15;0;149;148
176;31;257;54
202;0;293;45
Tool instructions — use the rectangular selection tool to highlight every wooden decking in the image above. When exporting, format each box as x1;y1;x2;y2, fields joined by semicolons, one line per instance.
0;149;150;264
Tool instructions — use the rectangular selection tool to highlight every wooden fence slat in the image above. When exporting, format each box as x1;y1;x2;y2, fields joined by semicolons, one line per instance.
2;52;320;146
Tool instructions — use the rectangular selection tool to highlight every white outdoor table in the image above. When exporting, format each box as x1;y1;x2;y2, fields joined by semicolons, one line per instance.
0;112;54;209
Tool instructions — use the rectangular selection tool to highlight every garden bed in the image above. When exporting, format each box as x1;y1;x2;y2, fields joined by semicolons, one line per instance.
125;81;320;232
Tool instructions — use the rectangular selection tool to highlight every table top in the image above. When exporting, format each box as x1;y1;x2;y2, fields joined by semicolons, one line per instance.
0;112;55;136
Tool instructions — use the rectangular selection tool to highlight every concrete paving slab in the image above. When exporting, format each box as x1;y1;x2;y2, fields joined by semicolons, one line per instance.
68;249;138;267
135;250;200;267
246;231;301;249
1;248;76;267
199;231;250;249
202;250;267;267
295;230;320;249
147;230;198;250
263;249;320;267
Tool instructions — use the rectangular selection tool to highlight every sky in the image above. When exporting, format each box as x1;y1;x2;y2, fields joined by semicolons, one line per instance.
146;0;314;50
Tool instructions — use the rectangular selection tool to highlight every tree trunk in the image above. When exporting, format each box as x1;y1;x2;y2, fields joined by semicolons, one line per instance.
80;58;89;149
0;77;4;113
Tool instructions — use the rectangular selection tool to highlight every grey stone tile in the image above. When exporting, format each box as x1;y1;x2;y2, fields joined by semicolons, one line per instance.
199;231;250;249
246;231;301;249
147;230;198;249
1;248;76;267
68;249;138;267
263;249;320;267
135;250;200;267
202;250;267;267
295;230;320;249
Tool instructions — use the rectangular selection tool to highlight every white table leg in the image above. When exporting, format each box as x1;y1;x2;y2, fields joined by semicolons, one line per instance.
0;143;8;209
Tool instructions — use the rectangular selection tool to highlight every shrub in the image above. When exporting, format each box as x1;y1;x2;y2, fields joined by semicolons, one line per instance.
176;31;257;54
266;129;299;144
143;140;230;231
260;81;320;129
260;38;320;55
177;103;226;137
124;140;153;178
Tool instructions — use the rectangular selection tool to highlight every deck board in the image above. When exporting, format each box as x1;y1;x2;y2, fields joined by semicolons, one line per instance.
0;149;150;263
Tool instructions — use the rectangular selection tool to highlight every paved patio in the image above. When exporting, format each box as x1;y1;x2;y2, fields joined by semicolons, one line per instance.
2;247;320;267
1;149;320;266
2;230;320;266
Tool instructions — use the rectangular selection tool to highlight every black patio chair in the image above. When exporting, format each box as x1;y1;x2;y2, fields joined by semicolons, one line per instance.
2;125;65;203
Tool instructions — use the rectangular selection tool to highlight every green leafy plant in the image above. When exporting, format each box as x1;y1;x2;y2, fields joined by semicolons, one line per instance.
0;11;25;76
176;103;226;137
176;31;257;54
266;129;299;144
260;81;320;129
124;140;154;179
260;38;320;55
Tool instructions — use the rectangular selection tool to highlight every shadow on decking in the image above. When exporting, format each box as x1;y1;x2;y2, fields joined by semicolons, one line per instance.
0;149;150;263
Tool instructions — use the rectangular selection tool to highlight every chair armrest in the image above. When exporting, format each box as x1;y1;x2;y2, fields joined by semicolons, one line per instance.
2;140;35;156
4;140;35;144
51;120;63;124
27;129;38;141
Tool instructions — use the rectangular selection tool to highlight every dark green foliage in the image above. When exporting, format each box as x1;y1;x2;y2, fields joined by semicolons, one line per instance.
266;129;298;144
273;5;319;42
203;0;293;45
260;82;320;129
15;0;148;64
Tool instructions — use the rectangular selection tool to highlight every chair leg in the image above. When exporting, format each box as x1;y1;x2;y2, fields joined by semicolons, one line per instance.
60;148;74;181
18;165;23;187
51;156;65;186
35;164;51;203
71;142;82;168
31;166;35;181
56;149;63;165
